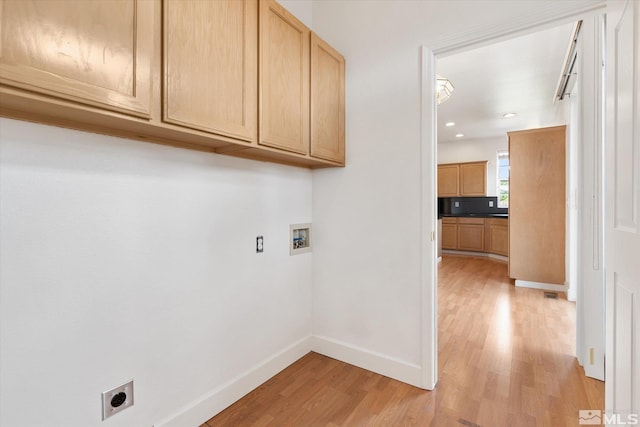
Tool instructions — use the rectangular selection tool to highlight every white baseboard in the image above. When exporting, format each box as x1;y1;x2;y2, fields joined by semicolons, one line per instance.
154;335;426;426
442;250;508;262
515;279;567;293
154;335;312;427
311;335;423;389
487;253;508;262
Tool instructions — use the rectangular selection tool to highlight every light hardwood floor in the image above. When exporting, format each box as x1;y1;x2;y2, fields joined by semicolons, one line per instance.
203;255;604;426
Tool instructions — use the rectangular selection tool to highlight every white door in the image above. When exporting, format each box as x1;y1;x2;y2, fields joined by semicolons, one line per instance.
605;0;640;422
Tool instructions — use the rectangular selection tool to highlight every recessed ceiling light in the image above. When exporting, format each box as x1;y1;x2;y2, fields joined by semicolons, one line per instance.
445;122;456;127
502;112;517;118
455;133;464;138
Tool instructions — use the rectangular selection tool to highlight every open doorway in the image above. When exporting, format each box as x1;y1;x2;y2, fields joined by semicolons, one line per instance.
420;6;607;411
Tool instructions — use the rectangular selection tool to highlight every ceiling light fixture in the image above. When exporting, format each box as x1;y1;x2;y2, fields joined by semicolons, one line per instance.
445;122;456;127
455;133;464;138
502;112;517;118
436;75;455;105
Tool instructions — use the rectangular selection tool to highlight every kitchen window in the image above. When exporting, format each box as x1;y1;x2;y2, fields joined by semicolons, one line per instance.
497;151;509;208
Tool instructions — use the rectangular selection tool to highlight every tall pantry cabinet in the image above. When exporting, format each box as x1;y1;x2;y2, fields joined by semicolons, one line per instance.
508;126;566;285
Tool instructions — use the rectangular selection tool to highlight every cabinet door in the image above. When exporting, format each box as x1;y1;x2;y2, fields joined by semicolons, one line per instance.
458;222;485;252
163;0;257;143
259;0;310;154
488;221;509;256
0;0;153;118
310;32;345;163
438;164;460;197
460;162;487;196
441;222;458;250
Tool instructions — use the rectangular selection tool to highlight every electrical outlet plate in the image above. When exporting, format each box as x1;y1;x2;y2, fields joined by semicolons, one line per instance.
256;236;264;253
102;380;134;420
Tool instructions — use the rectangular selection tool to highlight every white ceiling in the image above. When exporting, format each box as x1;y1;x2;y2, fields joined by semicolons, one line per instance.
436;22;575;143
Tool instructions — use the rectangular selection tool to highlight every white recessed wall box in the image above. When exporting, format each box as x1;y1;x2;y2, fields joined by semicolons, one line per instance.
290;223;312;255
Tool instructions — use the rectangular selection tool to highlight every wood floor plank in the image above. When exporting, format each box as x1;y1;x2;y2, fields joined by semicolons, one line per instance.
204;255;604;426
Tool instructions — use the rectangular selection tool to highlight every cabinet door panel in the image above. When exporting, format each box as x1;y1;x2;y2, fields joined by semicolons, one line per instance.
438;164;459;197
163;0;257;142
310;33;345;163
259;0;309;154
460;162;487;196
441;223;458;249
0;0;152;117
489;223;509;256
458;224;485;252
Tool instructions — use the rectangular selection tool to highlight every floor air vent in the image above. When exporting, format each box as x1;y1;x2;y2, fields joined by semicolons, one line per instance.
544;292;558;299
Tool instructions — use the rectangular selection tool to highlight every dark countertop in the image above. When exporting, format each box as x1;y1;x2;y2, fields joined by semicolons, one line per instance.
440;213;508;219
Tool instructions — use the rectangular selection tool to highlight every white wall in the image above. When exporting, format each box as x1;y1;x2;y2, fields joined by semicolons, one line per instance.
0;118;313;427
279;0;312;27
437;137;508;197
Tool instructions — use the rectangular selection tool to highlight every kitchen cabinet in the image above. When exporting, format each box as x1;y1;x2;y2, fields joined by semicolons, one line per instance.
508;126;565;284
1;0;346;169
259;0;310;155
0;0;153;118
441;218;458;250
437;161;487;197
441;216;508;257
442;217;486;252
438;164;459;197
163;0;257;143
310;33;345;164
460;162;487;196
487;218;509;256
457;218;485;252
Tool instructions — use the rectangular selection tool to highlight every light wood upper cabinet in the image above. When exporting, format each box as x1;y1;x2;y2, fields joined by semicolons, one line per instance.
460;162;487;196
438;161;487;197
438;164;460;197
259;0;310;155
0;0;345;169
163;0;257;143
310;32;345;164
0;0;153;118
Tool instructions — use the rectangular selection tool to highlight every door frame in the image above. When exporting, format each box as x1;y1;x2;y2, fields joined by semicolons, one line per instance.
419;2;607;389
